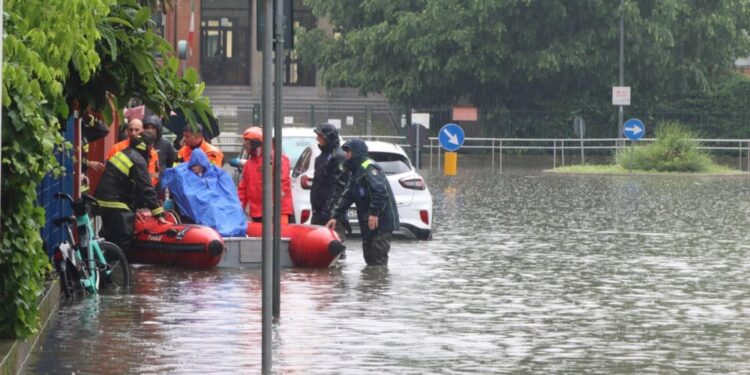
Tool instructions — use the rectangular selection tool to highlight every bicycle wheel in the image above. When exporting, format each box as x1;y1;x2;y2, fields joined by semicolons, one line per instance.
56;259;79;299
99;241;130;290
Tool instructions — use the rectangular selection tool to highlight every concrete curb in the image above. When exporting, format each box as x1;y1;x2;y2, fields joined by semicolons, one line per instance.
0;280;60;375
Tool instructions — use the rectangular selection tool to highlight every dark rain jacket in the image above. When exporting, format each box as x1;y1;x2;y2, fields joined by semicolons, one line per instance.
148;119;177;184
332;139;399;239
310;132;349;219
94;146;163;217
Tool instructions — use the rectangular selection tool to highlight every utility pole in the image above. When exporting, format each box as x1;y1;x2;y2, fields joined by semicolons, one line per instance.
618;0;625;140
261;0;274;372
273;0;284;319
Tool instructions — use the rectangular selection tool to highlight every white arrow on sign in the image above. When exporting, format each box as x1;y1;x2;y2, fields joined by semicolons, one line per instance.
442;128;459;145
625;126;643;134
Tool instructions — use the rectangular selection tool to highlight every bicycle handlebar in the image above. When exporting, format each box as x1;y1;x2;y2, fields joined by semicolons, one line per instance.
54;193;98;205
55;193;98;216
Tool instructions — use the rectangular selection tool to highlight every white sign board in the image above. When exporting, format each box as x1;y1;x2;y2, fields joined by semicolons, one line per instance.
213;105;237;117
283;116;294;125
346;116;354;126
328;119;342;129
412;112;431;129
612;86;631;106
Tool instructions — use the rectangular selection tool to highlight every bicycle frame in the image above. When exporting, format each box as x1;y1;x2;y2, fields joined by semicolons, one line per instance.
56;193;110;294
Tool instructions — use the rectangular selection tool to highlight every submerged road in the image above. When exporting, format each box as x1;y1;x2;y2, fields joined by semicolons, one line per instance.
26;169;750;374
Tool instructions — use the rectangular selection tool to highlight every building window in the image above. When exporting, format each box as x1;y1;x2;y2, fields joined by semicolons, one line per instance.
285;0;316;86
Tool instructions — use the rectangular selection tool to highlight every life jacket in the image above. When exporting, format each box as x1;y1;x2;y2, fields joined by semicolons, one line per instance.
176;140;224;167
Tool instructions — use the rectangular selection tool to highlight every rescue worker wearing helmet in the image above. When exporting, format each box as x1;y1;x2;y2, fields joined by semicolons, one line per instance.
142;115;176;189
237;126;293;224
310;123;351;242
107;118;160;186
95;133;168;254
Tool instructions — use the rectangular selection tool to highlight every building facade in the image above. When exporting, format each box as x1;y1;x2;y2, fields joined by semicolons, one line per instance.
159;0;325;92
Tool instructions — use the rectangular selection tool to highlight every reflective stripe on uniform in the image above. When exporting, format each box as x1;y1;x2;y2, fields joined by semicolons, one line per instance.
151;207;164;216
110;152;133;175
360;159;373;169
98;200;131;211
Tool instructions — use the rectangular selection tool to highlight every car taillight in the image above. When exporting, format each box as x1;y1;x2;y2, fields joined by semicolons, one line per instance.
420;210;429;225
301;175;313;189
300;209;311;224
399;177;426;190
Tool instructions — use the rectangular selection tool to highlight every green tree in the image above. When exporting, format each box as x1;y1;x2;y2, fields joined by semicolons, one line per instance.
297;0;750;136
1;0;212;338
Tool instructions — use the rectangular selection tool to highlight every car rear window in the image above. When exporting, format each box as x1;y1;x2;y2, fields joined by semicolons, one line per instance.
283;136;317;167
369;152;411;174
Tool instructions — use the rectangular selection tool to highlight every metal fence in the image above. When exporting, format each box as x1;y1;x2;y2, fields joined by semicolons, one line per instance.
215;133;750;173
37;117;75;257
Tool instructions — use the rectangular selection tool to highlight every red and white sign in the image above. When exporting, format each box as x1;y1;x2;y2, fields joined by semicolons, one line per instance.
612;86;631;106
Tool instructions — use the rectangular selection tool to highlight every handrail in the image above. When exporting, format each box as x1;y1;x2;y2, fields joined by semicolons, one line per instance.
211;134;750;172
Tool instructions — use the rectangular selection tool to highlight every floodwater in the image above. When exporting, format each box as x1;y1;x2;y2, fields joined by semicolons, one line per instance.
26;168;750;374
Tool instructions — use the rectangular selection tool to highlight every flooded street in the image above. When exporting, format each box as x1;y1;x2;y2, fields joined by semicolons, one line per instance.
26;169;750;374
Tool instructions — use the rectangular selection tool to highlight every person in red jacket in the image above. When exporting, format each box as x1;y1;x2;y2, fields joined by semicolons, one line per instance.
237;126;293;224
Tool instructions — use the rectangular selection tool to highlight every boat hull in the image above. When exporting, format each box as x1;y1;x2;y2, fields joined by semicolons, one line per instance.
131;213;225;268
246;222;344;268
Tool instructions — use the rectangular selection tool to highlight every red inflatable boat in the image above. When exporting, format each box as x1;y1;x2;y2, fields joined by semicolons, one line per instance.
246;222;345;268
130;211;225;268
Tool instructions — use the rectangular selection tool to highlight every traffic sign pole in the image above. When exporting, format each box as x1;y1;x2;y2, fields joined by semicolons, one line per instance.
623;118;645;173
438;123;465;176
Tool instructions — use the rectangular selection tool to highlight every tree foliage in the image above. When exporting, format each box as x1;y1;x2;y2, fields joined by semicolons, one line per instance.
1;0;212;338
298;0;750;134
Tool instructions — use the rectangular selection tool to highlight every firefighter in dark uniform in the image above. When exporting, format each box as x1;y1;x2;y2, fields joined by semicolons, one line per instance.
326;139;399;266
310;124;351;245
95;133;167;253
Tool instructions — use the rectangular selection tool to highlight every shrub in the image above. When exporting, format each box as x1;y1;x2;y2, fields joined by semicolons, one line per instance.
616;121;715;172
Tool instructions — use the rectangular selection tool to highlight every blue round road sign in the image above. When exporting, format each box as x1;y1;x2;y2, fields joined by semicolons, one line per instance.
623;118;645;141
439;123;465;152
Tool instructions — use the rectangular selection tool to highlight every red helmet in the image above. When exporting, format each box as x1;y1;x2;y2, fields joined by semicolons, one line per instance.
242;126;263;142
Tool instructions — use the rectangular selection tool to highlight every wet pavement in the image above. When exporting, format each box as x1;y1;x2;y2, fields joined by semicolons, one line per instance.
26;169;750;374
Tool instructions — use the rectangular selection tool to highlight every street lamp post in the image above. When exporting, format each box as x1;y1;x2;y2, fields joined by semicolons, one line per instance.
618;0;625;139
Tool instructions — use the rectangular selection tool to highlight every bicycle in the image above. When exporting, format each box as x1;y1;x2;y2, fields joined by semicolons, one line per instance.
51;192;130;298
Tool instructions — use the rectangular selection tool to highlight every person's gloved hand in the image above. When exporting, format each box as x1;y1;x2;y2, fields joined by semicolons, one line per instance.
229;157;243;168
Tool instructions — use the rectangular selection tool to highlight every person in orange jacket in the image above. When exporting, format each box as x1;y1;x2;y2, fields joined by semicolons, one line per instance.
107;118;160;186
237;126;293;224
175;124;224;167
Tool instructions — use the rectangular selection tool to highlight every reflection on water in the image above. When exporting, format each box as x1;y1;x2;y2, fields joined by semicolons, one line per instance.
27;169;750;374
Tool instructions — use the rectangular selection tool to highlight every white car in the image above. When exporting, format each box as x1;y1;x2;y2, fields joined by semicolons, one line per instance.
291;140;433;240
232;127;319;171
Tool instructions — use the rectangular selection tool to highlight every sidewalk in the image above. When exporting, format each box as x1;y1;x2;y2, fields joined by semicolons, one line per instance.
0;281;59;375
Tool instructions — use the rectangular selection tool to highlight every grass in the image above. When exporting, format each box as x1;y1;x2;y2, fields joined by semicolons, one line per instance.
547;163;744;175
550;121;746;175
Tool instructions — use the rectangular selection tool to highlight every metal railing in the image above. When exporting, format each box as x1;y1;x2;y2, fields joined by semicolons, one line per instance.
212;134;750;173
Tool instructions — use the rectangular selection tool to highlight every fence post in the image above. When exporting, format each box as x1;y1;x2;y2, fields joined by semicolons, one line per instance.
499;140;503;173
739;141;743;171
310;105;315;127
553;139;557;168
438;145;442;171
491;139;495;170
429;139;433;170
562;139;565;166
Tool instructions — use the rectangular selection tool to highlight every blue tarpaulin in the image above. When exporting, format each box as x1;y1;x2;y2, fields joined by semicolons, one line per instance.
161;148;246;237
